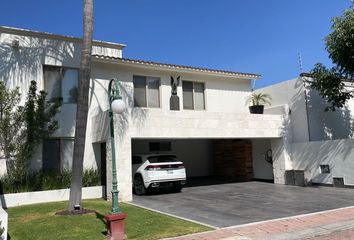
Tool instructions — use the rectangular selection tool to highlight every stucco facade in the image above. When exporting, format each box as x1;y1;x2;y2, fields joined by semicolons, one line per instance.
1;26;289;202
257;77;354;186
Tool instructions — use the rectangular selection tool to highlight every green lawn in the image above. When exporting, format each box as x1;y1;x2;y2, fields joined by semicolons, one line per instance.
7;199;211;240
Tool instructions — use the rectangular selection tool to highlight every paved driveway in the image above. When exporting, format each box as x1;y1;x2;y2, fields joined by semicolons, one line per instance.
132;181;354;228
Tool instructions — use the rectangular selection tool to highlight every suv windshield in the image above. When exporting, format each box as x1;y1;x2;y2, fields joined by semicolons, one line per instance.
147;155;178;163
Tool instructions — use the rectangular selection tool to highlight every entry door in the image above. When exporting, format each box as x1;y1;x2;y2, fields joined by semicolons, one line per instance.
213;139;253;181
100;142;107;187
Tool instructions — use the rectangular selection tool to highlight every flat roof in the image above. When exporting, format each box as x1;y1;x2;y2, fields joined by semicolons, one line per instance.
93;54;261;79
0;26;126;49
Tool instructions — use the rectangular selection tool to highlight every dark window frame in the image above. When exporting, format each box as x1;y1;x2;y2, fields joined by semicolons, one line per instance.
182;80;205;110
43;65;79;104
133;75;161;108
42;138;74;172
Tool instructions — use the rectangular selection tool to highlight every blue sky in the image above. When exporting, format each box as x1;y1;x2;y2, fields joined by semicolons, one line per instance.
0;0;351;88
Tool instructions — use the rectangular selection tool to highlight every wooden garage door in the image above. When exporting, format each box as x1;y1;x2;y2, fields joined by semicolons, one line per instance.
213;139;253;181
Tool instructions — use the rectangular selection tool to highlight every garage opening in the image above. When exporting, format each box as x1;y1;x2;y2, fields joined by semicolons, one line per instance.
131;138;274;189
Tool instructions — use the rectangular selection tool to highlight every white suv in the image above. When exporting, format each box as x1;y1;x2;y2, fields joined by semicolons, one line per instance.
132;154;186;195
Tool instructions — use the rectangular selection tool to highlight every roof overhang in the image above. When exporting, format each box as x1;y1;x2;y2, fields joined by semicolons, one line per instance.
93;55;261;80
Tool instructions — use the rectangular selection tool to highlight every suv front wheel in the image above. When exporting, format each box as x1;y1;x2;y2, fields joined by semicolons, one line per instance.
134;175;146;195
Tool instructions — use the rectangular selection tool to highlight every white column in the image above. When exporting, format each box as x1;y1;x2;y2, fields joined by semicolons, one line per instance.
271;104;293;184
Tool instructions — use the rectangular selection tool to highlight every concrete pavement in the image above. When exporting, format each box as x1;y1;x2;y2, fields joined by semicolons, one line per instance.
133;181;354;228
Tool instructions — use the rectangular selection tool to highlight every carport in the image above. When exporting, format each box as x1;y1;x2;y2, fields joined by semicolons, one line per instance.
131;138;274;187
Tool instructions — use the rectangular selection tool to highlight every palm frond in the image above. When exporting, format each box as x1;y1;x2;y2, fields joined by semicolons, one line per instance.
246;92;272;106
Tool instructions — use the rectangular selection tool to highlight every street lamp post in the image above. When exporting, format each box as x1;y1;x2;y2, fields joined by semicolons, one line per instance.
105;78;127;240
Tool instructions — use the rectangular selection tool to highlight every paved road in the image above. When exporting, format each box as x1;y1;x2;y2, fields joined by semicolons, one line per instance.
133;181;354;228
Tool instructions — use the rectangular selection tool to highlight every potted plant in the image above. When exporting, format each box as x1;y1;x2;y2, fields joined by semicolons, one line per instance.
246;92;272;114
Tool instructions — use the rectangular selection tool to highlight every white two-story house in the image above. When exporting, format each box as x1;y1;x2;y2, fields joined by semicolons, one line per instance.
0;26;294;202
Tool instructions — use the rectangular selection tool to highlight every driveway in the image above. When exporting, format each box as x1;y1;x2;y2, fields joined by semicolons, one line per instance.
132;181;354;228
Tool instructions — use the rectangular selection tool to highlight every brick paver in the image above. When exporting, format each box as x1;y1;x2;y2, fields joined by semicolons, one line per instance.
301;227;354;240
164;206;354;240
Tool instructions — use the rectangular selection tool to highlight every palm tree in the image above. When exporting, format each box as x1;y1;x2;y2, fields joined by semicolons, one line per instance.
247;92;272;106
68;0;93;211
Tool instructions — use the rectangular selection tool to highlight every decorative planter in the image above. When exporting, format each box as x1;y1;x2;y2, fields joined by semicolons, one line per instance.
249;105;264;114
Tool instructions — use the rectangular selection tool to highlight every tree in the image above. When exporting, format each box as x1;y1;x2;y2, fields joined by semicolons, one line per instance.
68;0;93;211
0;82;22;174
310;1;354;111
0;80;61;179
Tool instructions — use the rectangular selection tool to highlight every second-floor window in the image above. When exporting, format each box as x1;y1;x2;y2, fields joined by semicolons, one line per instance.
43;65;78;103
42;138;74;172
182;81;205;110
133;75;160;108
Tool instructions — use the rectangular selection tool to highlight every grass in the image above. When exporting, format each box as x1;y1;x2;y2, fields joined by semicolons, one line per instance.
7;199;211;240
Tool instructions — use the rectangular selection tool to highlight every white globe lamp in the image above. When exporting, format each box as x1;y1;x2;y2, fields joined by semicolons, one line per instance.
111;98;126;114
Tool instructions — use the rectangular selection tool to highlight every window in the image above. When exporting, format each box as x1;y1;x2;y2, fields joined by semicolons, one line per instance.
149;142;171;152
320;164;330;174
43;65;78;103
147;155;178;163
42;139;74;172
182;81;205;110
133;75;160;108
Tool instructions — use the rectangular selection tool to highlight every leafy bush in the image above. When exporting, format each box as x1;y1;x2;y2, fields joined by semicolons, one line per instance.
0;81;62;181
82;169;101;187
0;220;4;239
0;169;101;194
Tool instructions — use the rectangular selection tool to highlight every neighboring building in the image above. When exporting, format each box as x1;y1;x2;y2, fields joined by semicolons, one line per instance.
6;26;353;203
257;76;354;187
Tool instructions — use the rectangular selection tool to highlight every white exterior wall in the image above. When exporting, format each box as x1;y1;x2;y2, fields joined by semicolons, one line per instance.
292;139;354;186
259;76;354;186
89;62;253;113
0;28;123;172
1;28;287;203
90;62;285;201
0;186;103;208
305;80;354;141
256;78;310;143
251;139;273;180
258;77;354;143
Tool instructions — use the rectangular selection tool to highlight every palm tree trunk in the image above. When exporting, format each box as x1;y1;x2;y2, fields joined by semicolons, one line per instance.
68;0;93;211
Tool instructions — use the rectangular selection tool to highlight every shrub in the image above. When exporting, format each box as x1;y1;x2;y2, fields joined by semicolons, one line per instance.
82;169;101;187
0;220;4;239
0;81;62;181
0;169;101;194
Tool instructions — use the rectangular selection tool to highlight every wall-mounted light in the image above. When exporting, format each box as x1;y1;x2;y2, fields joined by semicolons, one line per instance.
264;149;273;164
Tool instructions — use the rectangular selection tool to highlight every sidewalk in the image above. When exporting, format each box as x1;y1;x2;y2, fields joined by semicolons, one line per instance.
164;206;354;240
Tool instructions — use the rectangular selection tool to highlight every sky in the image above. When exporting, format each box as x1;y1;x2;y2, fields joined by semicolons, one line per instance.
0;0;351;88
